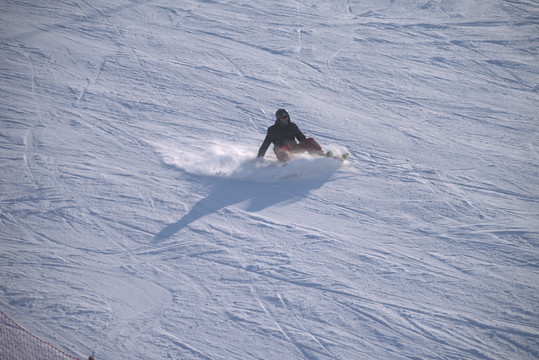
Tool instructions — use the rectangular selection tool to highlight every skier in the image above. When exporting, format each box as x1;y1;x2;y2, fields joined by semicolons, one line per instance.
257;109;325;161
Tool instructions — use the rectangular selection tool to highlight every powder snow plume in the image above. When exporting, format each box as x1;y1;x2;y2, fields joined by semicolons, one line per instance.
153;140;347;182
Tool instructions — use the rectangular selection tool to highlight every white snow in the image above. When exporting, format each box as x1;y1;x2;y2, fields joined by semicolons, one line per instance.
1;0;538;359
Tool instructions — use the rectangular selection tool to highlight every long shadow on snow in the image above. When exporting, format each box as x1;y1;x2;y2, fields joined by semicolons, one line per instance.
153;173;334;243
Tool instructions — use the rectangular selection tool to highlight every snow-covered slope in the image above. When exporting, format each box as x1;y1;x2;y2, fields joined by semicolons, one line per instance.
1;0;538;359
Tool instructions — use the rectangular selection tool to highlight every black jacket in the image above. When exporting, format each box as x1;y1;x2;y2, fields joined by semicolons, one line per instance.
257;120;306;158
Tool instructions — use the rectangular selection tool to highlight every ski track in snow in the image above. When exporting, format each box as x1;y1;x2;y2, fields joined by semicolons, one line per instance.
1;0;538;359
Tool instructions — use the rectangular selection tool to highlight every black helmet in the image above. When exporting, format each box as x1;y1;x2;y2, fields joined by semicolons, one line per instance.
275;109;289;120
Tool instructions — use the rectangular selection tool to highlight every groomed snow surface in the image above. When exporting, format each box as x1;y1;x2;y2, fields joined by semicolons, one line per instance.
1;0;538;359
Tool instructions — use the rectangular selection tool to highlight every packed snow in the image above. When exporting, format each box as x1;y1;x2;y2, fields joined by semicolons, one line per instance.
1;0;538;359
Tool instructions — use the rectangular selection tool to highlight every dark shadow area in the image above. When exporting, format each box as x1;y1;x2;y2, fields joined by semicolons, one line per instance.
153;172;335;243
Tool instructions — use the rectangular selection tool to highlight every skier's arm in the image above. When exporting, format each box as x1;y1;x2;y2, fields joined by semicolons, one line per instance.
257;132;272;158
294;124;307;143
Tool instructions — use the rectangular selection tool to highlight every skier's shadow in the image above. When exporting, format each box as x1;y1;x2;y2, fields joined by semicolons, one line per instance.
153;173;333;243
